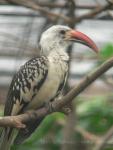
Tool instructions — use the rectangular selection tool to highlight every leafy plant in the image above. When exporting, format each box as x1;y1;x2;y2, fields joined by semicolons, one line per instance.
77;96;113;134
100;43;113;60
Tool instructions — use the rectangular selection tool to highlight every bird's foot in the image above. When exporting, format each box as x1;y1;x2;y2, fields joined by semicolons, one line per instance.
44;101;54;113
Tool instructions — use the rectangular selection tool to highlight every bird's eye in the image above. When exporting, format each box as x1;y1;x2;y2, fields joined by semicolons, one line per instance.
60;30;66;35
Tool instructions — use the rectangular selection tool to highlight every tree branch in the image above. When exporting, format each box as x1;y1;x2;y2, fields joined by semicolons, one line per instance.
7;0;71;23
0;57;113;128
93;125;113;150
7;0;113;24
74;3;113;23
76;126;100;143
1;0;112;10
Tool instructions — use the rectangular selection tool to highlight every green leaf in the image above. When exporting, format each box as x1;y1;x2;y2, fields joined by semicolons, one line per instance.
77;96;113;134
100;43;113;60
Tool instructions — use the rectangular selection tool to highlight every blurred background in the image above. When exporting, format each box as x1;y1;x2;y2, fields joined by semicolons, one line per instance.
0;0;113;150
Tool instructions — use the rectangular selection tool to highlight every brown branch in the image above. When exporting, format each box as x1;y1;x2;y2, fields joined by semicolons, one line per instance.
74;3;113;23
7;0;113;24
1;56;113;128
0;107;48;128
76;126;100;143
0;0;111;10
93;125;113;150
7;0;71;23
52;56;113;110
2;0;112;9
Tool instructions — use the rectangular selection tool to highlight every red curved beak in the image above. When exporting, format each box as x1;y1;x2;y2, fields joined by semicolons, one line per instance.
67;30;99;53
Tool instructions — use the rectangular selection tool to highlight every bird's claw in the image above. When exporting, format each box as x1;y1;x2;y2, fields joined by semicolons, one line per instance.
45;101;54;113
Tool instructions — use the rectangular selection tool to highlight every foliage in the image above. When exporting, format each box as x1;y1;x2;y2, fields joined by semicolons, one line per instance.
99;43;113;60
77;96;113;134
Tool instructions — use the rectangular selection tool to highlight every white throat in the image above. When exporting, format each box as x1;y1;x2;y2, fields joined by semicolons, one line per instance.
50;48;69;62
40;45;69;62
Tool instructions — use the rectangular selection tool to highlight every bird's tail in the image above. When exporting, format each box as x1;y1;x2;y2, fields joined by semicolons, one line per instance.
0;128;17;150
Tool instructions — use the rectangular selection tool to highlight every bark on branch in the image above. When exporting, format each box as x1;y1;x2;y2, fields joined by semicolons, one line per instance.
0;57;113;128
7;0;113;24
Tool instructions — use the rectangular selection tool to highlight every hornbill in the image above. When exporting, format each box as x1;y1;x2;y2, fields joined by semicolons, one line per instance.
0;25;98;150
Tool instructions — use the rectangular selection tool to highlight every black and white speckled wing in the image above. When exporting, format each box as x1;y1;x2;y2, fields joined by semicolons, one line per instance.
4;56;48;116
14;67;68;145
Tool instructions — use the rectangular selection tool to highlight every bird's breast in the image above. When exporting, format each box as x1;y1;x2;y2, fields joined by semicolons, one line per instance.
26;59;68;110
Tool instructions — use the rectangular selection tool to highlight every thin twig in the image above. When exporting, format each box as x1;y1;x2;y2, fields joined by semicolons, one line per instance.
0;0;111;9
93;126;113;150
76;126;100;143
7;0;113;24
52;57;113;110
74;3;112;23
7;0;71;23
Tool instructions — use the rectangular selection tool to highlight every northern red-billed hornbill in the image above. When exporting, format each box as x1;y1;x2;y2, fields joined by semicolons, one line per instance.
0;25;98;150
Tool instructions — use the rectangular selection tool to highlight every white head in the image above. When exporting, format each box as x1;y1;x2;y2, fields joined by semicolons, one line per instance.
39;25;98;56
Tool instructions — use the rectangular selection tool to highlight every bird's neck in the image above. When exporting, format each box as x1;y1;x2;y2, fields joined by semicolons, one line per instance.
46;47;69;62
49;51;69;62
